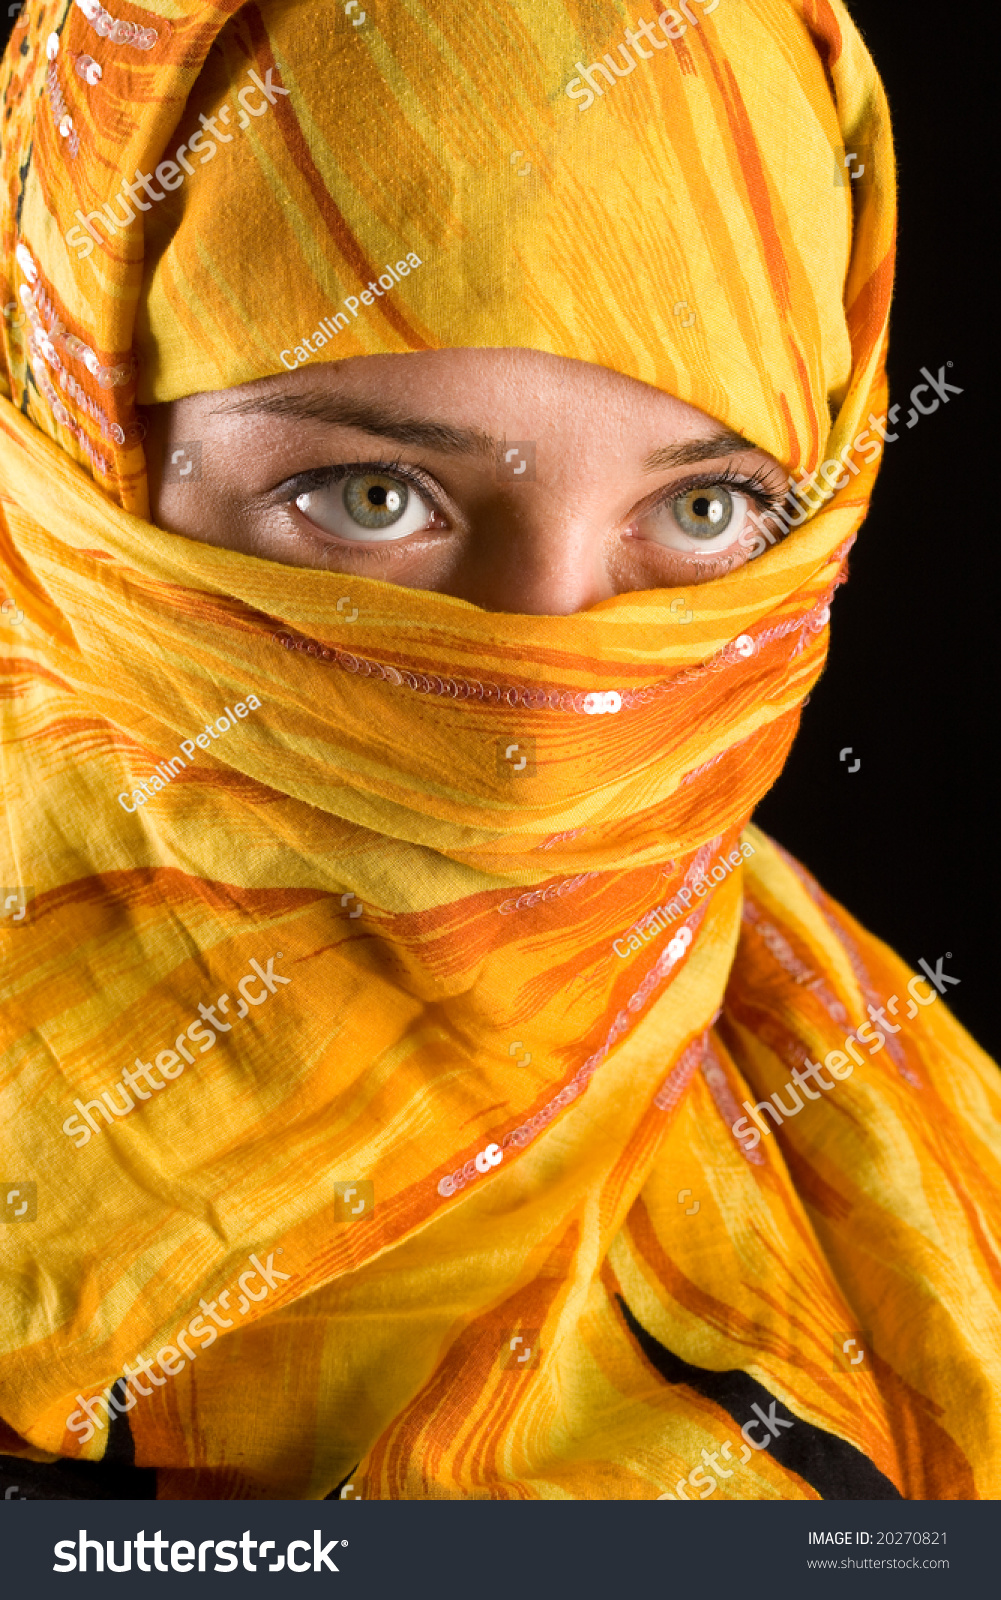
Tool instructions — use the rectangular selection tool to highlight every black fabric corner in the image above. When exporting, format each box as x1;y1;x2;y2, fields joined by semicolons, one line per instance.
618;1295;903;1500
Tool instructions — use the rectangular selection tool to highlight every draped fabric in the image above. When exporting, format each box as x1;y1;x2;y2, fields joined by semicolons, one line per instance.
1;0;999;1501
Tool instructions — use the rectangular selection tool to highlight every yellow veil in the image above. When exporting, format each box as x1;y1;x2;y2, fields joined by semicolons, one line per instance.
1;0;998;1499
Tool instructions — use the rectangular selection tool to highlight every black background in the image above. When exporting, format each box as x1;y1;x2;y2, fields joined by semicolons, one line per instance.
2;1;996;1056
751;1;997;1059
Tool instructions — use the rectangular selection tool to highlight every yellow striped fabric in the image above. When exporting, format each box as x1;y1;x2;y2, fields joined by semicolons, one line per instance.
0;0;998;1498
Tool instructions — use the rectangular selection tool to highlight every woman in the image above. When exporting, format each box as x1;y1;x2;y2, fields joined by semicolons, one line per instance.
1;0;998;1503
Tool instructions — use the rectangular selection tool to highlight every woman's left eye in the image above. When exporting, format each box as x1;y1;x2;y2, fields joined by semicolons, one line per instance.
639;482;756;553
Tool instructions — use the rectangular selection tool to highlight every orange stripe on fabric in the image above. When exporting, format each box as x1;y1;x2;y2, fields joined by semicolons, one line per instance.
242;4;433;354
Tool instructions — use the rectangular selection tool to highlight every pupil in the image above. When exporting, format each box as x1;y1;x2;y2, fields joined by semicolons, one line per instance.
367;486;388;506
693;495;711;518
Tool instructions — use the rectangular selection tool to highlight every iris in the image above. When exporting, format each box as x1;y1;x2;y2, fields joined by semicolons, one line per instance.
673;484;733;538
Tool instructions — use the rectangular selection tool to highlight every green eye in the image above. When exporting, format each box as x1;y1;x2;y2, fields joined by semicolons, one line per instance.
672;484;734;539
342;473;408;529
295;469;433;542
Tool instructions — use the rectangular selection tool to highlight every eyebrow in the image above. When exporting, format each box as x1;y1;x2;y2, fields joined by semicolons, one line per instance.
211;392;759;472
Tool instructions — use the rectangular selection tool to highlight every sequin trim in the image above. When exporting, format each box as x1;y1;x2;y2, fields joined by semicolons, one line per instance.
31;355;113;476
74;0;158;49
28;332;141;449
742;897;850;1025
17;241;137;390
45;63;79;157
700;1045;767;1166
775;845;923;1088
272;592;835;716
435;908;705;1198
497;871;601;915
653;1030;708;1112
17;242;142;457
536;827;588;851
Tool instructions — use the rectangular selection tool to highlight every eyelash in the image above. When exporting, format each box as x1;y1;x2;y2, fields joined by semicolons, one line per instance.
279;455;435;509
646;462;787;521
280;456;787;538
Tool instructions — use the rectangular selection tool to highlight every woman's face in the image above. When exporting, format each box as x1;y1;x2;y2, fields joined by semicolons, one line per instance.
146;346;790;616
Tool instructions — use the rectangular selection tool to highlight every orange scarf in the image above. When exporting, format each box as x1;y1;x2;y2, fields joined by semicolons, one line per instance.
2;0;999;1499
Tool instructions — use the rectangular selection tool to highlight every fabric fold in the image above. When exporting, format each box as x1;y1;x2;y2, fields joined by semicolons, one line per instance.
2;0;999;1500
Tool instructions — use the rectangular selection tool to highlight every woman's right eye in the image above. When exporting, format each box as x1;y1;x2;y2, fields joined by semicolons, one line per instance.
294;469;438;542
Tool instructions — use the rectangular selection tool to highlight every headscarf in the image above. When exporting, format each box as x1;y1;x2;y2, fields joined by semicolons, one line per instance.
1;0;998;1500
